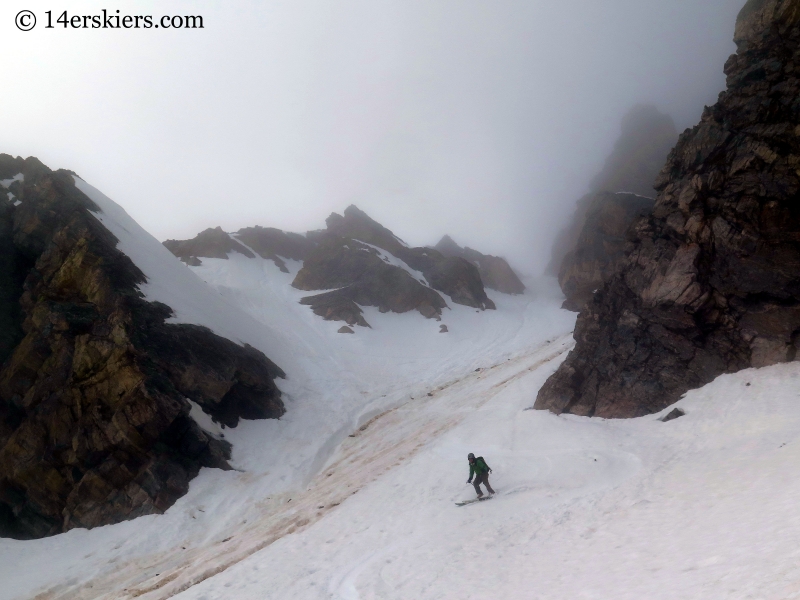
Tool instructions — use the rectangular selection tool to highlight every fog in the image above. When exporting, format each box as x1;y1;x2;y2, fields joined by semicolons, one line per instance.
1;0;744;274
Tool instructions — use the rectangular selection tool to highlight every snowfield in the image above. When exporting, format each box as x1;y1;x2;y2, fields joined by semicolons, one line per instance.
3;181;800;599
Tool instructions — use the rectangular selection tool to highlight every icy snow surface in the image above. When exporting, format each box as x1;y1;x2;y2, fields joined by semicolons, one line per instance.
3;178;800;599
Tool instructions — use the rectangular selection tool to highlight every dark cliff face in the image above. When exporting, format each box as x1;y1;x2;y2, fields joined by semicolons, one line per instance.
558;193;655;311
536;0;800;418
0;155;285;539
293;206;494;326
434;235;526;295
548;105;678;277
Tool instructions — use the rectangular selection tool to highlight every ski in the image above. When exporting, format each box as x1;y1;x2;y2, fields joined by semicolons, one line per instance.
455;495;494;507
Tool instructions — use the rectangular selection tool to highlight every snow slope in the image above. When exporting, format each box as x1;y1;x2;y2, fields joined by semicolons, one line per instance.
179;360;800;600
0;178;574;599
4;178;800;599
14;341;800;600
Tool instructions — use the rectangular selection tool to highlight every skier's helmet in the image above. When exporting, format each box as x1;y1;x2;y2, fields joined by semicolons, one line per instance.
468;453;475;461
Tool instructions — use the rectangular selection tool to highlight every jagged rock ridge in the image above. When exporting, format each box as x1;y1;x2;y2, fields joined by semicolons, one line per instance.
295;206;495;326
434;235;525;295
536;0;800;418
163;226;255;266
0;155;285;539
165;205;497;328
165;226;316;273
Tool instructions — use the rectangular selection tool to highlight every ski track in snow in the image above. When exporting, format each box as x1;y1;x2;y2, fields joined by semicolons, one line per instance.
0;177;575;600
172;362;800;600
18;337;574;600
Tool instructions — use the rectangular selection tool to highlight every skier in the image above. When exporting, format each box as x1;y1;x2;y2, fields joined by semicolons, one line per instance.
466;453;495;498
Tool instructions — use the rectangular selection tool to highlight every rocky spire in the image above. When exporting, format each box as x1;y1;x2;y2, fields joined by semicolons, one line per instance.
536;0;800;418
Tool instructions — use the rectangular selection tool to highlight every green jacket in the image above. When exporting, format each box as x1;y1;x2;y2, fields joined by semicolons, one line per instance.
468;457;491;481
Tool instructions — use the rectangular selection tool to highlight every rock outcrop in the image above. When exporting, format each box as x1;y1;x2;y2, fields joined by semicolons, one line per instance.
235;226;317;272
0;155;285;539
294;206;494;326
434;235;525;295
548;105;678;281
164;205;498;327
295;236;446;326
163;226;255;267
557;193;655;311
164;225;316;273
536;0;800;418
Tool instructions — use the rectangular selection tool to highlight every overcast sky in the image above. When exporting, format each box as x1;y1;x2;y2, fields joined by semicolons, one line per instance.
2;0;744;274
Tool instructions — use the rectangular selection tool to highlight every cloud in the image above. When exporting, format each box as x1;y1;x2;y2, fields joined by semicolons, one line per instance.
1;0;744;274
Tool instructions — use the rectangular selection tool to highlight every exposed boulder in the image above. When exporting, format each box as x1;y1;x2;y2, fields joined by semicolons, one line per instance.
0;155;285;539
439;324;449;333
535;1;800;418
337;326;355;334
434;235;525;295
163;226;255;266
558;192;655;311
548;105;678;277
660;408;686;422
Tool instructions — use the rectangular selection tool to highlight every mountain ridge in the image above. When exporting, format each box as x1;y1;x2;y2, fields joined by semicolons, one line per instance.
536;0;800;418
0;155;286;539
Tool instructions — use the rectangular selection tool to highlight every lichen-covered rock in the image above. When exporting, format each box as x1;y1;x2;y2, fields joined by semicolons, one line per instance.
536;0;800;418
434;235;525;295
558;192;655;311
0;155;285;539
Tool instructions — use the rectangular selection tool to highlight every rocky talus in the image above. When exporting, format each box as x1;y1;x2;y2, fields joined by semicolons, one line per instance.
0;155;285;539
558;193;655;311
536;0;800;418
434;235;525;295
548;105;677;278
